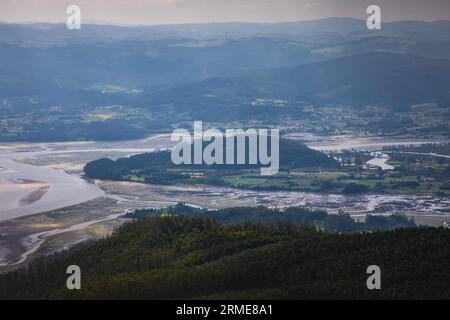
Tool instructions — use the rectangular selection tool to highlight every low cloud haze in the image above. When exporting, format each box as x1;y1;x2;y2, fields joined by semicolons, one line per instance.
1;0;449;25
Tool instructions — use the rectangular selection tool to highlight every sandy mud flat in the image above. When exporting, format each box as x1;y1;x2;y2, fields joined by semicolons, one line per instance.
1;134;449;270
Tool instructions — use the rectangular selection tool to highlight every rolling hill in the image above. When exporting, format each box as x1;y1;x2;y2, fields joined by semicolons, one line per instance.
143;52;450;120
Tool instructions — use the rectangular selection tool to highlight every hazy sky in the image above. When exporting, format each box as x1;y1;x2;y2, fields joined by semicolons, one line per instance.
1;0;449;25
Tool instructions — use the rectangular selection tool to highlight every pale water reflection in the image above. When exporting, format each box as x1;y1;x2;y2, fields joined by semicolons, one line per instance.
0;134;449;222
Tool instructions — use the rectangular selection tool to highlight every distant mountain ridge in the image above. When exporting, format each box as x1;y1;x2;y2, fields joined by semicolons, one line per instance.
1;18;450;107
143;52;450;119
1;18;450;138
2;18;450;44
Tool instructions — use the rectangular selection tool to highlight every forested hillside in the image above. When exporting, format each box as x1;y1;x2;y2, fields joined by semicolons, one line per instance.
83;139;340;185
126;204;417;233
0;215;448;299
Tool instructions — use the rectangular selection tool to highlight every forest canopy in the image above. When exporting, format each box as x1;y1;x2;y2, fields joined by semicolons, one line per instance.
0;213;447;300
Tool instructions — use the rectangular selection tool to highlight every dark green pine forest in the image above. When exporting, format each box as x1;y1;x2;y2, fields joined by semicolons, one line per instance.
0;213;448;300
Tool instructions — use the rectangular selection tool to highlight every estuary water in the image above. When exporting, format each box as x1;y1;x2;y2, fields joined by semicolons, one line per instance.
0;157;104;221
0;134;449;222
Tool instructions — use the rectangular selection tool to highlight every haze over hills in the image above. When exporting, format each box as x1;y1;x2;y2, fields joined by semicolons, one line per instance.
2;18;450;45
1;18;450;140
1;24;450;104
144;52;450;120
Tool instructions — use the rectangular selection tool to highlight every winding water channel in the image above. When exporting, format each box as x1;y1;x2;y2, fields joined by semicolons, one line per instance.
0;134;449;268
0;134;449;222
